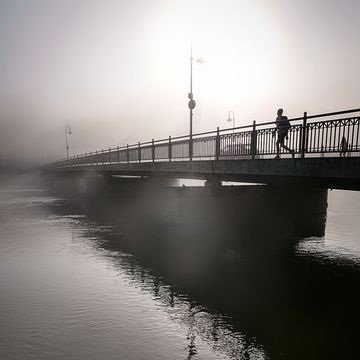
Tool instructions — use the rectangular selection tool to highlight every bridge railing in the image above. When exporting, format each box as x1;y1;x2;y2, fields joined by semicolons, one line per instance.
49;108;360;168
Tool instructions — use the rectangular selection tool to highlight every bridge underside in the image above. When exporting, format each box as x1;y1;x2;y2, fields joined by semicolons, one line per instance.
48;157;360;190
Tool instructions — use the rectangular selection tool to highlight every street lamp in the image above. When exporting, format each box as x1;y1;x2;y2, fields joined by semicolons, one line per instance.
65;125;72;159
227;111;235;132
188;44;205;160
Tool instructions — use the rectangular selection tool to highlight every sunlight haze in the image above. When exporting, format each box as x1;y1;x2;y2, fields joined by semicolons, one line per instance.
0;0;359;163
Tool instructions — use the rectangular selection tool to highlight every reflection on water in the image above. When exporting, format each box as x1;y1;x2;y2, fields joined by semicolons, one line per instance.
0;177;360;359
297;190;360;262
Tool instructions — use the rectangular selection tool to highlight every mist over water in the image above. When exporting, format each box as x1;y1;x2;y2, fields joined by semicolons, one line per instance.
0;174;360;359
1;0;359;357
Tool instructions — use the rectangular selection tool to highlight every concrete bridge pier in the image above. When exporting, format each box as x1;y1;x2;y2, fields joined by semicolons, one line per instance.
171;185;328;242
46;173;179;196
46;173;328;251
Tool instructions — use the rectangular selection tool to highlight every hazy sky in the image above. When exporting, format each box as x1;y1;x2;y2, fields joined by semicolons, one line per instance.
0;0;359;163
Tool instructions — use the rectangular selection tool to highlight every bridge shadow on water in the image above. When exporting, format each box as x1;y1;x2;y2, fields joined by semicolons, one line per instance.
48;176;360;359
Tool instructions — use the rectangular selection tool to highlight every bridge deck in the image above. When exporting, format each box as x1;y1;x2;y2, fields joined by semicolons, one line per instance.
47;108;360;190
49;157;360;190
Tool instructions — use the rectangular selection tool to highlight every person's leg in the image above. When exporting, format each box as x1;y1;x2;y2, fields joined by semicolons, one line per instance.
275;139;280;158
282;143;290;152
281;143;295;158
275;132;285;158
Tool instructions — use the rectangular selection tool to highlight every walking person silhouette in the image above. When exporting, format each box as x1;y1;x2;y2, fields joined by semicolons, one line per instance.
340;136;348;157
273;108;295;158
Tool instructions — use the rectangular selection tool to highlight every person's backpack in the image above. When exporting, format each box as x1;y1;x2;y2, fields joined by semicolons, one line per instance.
281;116;291;135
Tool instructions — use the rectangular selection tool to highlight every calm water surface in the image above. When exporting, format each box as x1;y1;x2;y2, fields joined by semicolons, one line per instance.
0;180;359;359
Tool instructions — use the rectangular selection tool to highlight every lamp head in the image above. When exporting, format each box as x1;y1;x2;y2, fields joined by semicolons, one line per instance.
196;57;205;64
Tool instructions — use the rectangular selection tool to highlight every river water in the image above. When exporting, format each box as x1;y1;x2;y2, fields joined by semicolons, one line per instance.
0;176;359;359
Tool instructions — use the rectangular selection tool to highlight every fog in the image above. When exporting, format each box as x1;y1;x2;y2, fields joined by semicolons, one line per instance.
0;0;359;165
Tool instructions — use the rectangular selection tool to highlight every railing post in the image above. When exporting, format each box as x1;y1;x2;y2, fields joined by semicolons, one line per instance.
102;149;104;165
251;120;257;159
117;146;120;164
109;148;111;165
152;139;155;163
138;141;141;163
215;127;220;161
126;144;129;163
169;136;172;162
301;111;308;158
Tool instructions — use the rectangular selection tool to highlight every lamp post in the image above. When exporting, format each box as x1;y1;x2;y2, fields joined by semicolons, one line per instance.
65;125;72;159
188;44;204;161
227;111;235;132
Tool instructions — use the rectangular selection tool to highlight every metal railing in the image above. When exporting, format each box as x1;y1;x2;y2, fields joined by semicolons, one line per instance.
49;108;360;169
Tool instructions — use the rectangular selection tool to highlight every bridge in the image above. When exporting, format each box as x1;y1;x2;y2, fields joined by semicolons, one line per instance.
47;108;360;190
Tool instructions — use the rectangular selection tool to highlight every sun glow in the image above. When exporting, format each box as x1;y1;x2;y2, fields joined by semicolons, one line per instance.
145;0;283;125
